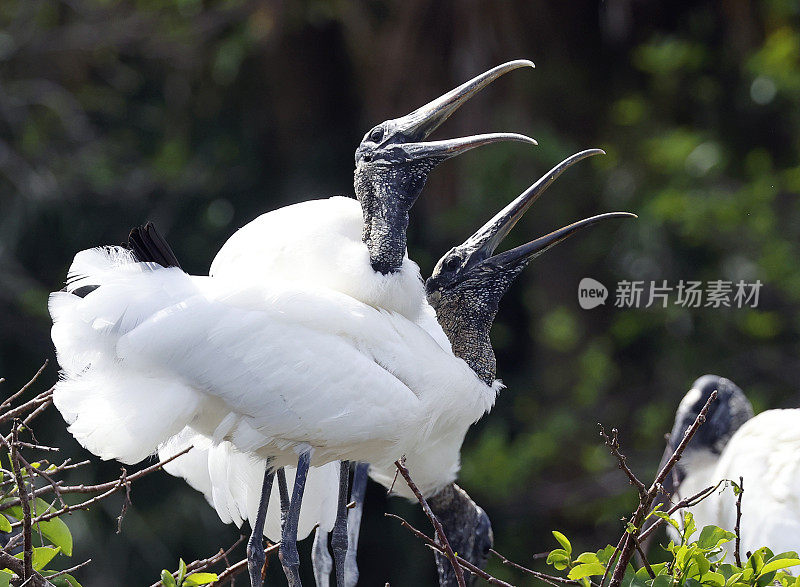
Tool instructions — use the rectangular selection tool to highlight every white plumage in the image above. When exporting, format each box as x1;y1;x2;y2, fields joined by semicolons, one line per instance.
664;376;800;557
50;197;495;541
675;409;800;556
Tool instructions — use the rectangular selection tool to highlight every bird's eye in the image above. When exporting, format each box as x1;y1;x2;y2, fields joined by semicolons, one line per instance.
444;256;461;271
369;128;384;143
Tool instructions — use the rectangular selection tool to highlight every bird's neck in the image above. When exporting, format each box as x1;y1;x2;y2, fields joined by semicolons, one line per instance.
433;290;498;386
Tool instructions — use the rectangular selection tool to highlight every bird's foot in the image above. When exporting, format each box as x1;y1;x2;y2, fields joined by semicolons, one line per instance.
247;539;266;587
279;541;302;587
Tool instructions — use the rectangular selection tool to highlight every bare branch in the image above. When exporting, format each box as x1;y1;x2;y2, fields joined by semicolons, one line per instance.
0;360;48;410
385;513;514;587
10;426;34;580
607;390;717;587
734;477;743;567
394;459;466;587
599;425;646;498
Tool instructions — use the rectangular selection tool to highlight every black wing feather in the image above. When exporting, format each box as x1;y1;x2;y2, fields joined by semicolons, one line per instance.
127;222;182;269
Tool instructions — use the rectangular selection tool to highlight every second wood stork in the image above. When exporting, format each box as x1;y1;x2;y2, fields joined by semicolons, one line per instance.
659;375;800;556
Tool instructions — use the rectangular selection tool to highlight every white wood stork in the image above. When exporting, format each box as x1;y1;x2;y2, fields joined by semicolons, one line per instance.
49;61;537;587
660;375;800;556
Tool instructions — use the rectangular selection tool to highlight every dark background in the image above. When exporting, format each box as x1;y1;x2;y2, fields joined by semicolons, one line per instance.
1;1;799;585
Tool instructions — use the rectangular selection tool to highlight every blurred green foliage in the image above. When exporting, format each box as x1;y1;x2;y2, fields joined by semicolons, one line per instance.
1;1;799;585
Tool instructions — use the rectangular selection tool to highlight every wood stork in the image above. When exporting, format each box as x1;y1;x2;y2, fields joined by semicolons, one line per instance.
49;61;537;587
659;375;800;556
413;151;635;585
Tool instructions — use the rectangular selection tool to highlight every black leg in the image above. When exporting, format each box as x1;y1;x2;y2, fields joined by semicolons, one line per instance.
311;525;332;587
331;461;350;586
279;451;311;587
247;463;275;587
277;467;290;528
344;462;368;587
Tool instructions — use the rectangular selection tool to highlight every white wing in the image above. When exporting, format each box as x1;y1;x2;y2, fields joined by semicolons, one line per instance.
52;247;494;479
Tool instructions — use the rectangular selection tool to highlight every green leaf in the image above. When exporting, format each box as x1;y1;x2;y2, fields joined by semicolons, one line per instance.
14;546;60;571
682;511;697;542
568;563;606;580
0;515;10;533
760;559;800;575
161;570;177;587
697;526;736;551
704;571;727;587
5;498;73;556
183;573;219;586
178;559;187;584
46;574;83;587
576;552;600;564
553;531;572;555
653;510;681;532
547;549;571;571
0;570;10;587
651;575;672;587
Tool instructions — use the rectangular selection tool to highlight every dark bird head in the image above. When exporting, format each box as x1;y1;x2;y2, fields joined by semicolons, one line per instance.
425;149;636;384
659;375;754;497
427;483;493;587
354;60;537;275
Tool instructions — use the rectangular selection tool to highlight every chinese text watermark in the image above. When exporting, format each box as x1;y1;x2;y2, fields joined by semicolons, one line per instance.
578;279;763;309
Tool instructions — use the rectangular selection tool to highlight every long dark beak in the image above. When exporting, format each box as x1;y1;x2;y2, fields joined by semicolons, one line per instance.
489;212;637;269
459;149;606;265
391;60;537;161
394;60;534;141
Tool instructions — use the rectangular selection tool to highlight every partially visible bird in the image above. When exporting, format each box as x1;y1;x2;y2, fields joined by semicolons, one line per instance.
659;375;800;556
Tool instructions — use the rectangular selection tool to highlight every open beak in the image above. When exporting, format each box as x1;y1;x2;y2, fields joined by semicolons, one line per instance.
389;60;537;161
458;149;607;266
487;211;637;270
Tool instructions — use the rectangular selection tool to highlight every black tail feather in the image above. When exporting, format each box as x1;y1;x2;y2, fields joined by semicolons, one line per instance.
127;222;182;269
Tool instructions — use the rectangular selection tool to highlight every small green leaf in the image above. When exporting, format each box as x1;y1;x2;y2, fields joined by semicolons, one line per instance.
760;559;800;575
651;575;672;587
5;498;73;556
697;526;736;551
553;531;572;555
0;515;11;533
161;570;177;587
178;559;187;584
46;574;83;587
0;570;10;587
547;549;571;571
576;552;600;564
14;546;60;571
704;571;727;587
184;573;219;586
568;563;606;580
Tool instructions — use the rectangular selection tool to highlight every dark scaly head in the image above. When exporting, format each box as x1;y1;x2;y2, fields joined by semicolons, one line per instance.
659;375;753;497
425;149;636;384
354;60;537;274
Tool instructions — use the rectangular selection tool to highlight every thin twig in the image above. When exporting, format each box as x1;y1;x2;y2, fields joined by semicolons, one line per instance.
7;447;193;527
638;481;723;542
116;467;131;533
490;548;583;586
1;446;192;511
46;559;92;578
385;514;514;587
394;459;466;587
0;361;48;410
211;544;280;586
734;476;743;567
599;533;624;587
631;535;654;579
147;536;247;587
11;426;34;580
599;426;646;498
